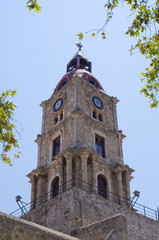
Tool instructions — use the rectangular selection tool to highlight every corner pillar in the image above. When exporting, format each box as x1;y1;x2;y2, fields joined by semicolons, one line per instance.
30;176;36;209
125;172;131;206
112;98;118;132
116;169;124;204
91;156;97;190
80;151;89;183
36;135;42;167
58;158;64;193
64;152;74;189
37;174;43;205
107;170;113;201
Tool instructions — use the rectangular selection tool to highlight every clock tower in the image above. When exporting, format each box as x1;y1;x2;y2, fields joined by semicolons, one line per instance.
25;47;134;235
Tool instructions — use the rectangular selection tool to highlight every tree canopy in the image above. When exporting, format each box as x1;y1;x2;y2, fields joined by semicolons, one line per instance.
27;0;159;108
0;90;21;166
79;0;159;108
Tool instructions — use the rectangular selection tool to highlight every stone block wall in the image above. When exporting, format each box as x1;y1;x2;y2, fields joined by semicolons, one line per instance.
0;211;79;240
22;188;159;240
74;214;128;240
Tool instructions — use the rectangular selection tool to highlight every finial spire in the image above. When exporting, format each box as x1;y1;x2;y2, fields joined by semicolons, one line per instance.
76;43;83;51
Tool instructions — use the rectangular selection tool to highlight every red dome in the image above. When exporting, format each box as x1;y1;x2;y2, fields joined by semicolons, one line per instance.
52;69;105;96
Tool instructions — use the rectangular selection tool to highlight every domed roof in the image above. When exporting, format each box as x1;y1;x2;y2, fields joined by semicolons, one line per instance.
52;69;104;96
52;47;105;96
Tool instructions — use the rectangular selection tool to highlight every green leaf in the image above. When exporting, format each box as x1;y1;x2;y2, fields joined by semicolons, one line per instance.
77;32;83;40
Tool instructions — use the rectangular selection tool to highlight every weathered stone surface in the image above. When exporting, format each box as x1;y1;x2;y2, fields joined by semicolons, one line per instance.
0;211;79;240
27;75;133;214
74;214;128;240
22;188;159;240
16;60;159;240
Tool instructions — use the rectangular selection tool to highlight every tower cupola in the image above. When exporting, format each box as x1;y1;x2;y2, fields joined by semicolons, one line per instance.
52;45;104;96
67;44;92;73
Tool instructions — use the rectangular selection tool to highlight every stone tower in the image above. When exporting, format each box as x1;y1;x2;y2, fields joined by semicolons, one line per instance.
26;47;135;235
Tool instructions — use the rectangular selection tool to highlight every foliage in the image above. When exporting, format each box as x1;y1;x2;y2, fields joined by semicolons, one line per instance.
27;0;159;107
0;90;21;166
79;0;159;108
26;0;41;13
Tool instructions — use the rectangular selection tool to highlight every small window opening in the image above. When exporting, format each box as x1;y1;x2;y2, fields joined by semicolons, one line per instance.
53;137;60;157
89;80;95;87
61;81;67;88
60;113;63;120
99;114;103;122
93;111;97;119
95;135;105;158
54;117;58;124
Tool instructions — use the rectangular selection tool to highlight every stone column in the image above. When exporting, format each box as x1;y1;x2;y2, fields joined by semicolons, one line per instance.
37;174;43;205
116;169;124;205
58;158;63;193
36;135;42;167
41;101;46;135
64;152;73;189
107;170;113;201
112;98;118;132
75;156;80;180
125;172;131;206
117;132;124;164
30;176;36;209
80;151;89;183
91;156;97;191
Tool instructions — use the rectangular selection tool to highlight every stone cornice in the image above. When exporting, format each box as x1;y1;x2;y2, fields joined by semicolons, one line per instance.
41;91;67;108
111;96;119;104
27;166;47;179
117;130;126;139
112;163;134;174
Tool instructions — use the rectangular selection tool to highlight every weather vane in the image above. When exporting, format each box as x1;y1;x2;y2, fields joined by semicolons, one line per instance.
76;43;83;51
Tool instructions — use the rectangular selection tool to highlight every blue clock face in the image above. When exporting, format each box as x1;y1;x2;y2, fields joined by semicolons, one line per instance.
54;98;63;112
92;96;103;110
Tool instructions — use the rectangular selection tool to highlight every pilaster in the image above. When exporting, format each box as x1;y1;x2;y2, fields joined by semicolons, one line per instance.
112;97;119;132
106;170;113;201
79;150;89;183
35;134;42;167
115;167;124;204
64;152;74;188
37;174;43;205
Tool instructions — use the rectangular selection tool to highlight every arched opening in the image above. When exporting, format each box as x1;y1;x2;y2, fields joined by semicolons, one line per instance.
51;177;59;198
93;111;97;119
98;113;103;122
97;175;107;198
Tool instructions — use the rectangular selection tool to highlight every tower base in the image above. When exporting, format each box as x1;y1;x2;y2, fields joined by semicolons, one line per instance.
21;187;159;239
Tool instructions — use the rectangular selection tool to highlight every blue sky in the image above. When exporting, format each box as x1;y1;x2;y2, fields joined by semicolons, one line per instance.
0;0;159;214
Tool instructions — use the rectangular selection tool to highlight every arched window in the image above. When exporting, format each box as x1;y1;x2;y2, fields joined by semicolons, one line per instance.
97;175;107;198
52;136;60;158
95;135;105;158
98;114;103;122
58;78;68;91
51;177;59;198
93;111;97;119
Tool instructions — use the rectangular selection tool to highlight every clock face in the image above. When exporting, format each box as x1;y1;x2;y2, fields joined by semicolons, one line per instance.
54;98;63;112
92;96;103;110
